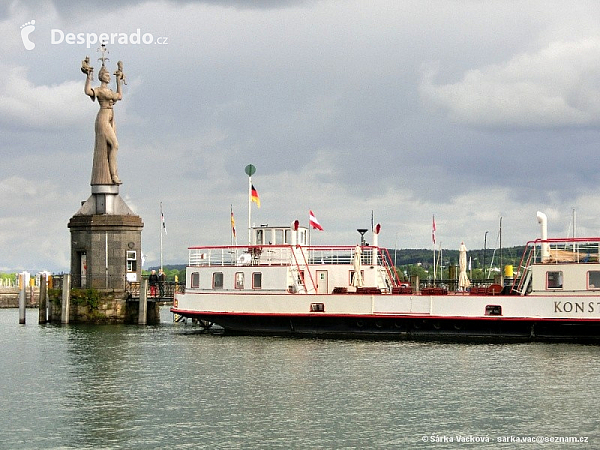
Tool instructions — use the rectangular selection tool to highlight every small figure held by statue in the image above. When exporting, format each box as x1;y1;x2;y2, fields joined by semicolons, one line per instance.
81;56;93;75
114;60;127;85
82;46;125;186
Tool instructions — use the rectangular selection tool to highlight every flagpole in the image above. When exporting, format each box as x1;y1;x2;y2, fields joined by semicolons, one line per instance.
432;215;436;282
160;201;163;271
245;164;256;246
432;245;436;282
439;244;442;282
248;175;252;245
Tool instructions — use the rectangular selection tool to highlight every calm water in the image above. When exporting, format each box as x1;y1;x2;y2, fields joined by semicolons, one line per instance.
0;308;599;449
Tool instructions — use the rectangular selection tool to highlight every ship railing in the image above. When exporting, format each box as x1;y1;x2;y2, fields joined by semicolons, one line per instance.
189;246;295;266
512;237;600;295
526;237;600;265
187;245;395;269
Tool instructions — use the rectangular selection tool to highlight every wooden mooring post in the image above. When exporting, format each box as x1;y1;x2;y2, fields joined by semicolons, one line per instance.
138;278;148;325
39;273;48;324
18;274;26;325
61;274;71;324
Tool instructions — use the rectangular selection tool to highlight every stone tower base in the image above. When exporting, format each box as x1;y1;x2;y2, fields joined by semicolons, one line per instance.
68;214;143;290
47;288;160;324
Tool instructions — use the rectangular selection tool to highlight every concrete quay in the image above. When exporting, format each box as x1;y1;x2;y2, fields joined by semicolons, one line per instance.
0;287;39;308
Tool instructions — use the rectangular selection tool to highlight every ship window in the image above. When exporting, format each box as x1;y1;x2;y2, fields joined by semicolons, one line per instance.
256;230;264;245
588;271;600;289
213;272;224;289
253;272;262;289
235;272;244;289
275;229;284;244
547;271;563;289
191;272;200;288
298;230;306;245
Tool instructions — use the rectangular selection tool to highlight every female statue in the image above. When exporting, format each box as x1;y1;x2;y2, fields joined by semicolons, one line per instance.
83;58;125;185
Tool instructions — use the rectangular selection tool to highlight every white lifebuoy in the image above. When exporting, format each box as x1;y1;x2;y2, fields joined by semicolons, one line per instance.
238;253;252;265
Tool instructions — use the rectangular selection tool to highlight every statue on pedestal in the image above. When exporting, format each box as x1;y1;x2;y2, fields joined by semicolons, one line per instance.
82;44;126;185
69;45;143;302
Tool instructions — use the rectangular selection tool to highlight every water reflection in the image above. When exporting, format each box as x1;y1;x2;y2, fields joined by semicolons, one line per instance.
1;309;600;449
65;325;135;447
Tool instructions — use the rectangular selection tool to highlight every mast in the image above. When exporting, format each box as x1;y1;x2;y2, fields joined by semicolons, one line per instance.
160;202;163;271
573;208;577;253
499;216;503;285
439;245;442;282
245;164;256;245
432;215;436;282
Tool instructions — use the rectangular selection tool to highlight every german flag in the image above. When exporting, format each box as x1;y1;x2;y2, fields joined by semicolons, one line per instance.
230;207;236;238
251;185;261;208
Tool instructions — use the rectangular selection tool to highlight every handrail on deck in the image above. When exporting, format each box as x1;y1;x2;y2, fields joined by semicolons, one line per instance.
187;244;393;268
522;237;600;265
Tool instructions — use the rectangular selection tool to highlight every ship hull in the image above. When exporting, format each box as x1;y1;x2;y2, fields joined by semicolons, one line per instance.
172;309;600;342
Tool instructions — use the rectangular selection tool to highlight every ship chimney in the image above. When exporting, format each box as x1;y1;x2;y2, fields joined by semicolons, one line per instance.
372;223;381;266
537;211;550;262
291;220;298;246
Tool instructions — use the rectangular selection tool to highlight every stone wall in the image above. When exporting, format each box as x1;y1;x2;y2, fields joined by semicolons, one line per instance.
48;288;160;324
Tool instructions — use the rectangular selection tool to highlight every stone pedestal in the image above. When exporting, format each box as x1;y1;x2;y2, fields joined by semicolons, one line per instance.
68;185;143;290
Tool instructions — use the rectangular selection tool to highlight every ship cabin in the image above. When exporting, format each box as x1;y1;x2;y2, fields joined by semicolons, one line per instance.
184;224;399;295
515;237;600;296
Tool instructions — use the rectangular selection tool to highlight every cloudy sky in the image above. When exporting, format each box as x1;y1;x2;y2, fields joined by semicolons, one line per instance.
2;0;600;272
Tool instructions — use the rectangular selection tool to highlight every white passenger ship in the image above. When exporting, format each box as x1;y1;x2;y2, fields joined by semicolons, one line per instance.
172;212;600;340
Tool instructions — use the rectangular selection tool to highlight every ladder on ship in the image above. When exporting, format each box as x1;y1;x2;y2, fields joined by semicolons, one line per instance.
376;248;401;292
289;246;316;294
511;244;534;295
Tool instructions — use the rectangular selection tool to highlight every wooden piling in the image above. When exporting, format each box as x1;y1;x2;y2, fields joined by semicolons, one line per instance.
19;274;26;324
138;278;148;325
61;274;71;324
39;273;47;324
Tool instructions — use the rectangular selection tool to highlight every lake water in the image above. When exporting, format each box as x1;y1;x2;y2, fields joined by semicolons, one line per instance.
0;307;598;449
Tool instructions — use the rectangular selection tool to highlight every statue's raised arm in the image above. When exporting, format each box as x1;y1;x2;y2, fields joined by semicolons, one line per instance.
82;56;95;99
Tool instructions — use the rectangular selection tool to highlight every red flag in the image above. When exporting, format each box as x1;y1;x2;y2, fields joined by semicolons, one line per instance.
432;215;436;244
309;210;324;231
